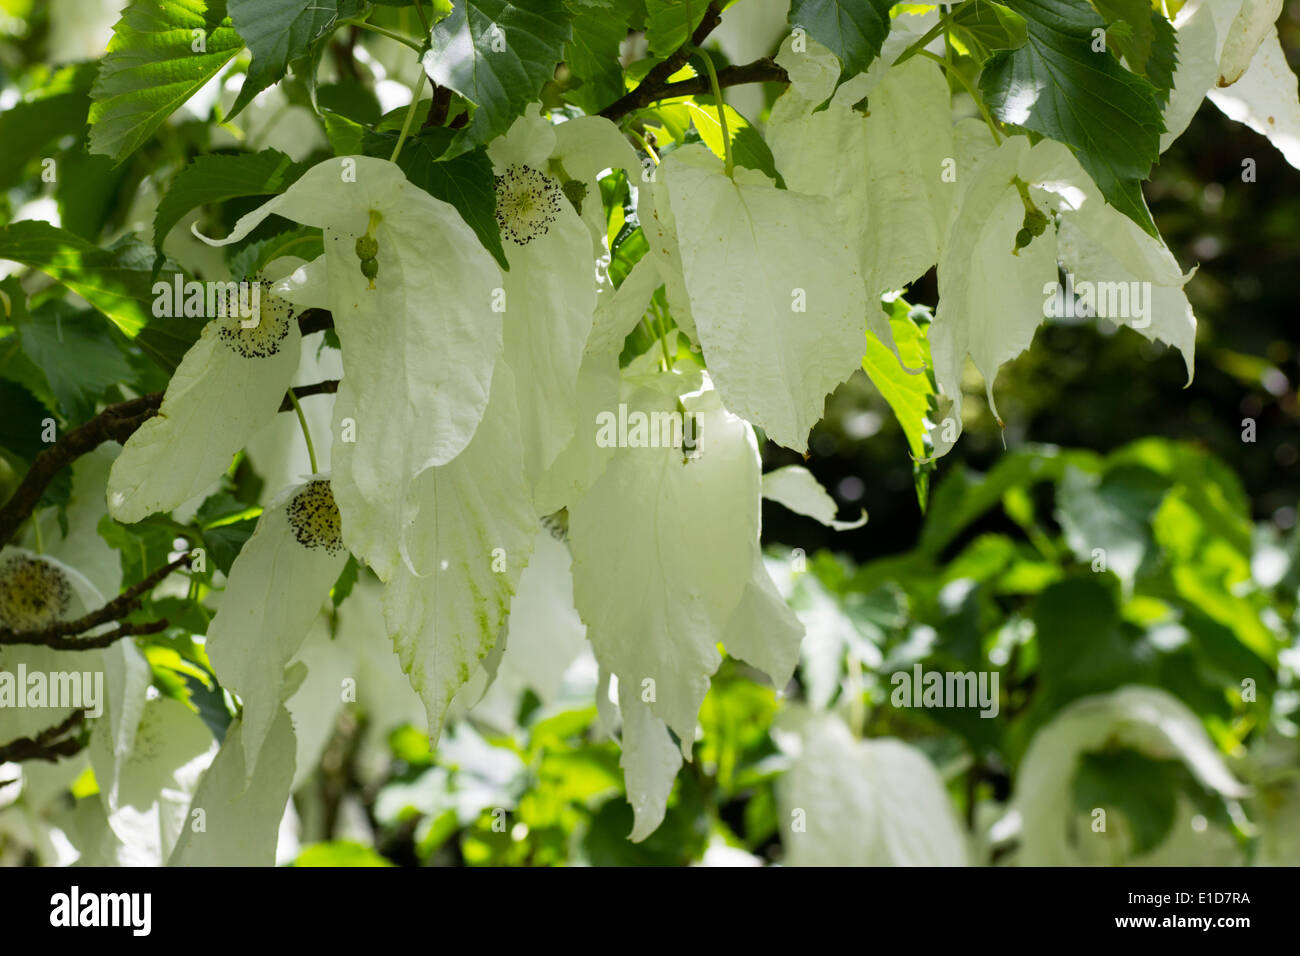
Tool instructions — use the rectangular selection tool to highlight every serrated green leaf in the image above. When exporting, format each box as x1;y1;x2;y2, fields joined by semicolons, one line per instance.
950;0;1029;64
787;0;894;76
89;0;245;164
0;63;97;190
862;298;933;461
14;302;135;424
0;220;156;336
684;100;783;184
364;127;508;270
227;0;364;118
153;148;308;250
644;0;710;58
564;0;635;114
422;0;573;155
979;0;1166;236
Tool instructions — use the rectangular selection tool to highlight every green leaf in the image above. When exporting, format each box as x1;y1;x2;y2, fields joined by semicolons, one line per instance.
861;298;935;506
787;0;894;76
979;0;1166;236
294;841;395;866
0;220;156;336
331;554;360;608
364;127;509;270
684;100;783;184
227;0;365;118
89;0;245;164
950;0;1029;64
1032;576;1156;708
564;0;636;114
421;0;573;155
644;0;710;58
153;149;309;250
14;301;136;424
0;63;97;191
202;517;259;575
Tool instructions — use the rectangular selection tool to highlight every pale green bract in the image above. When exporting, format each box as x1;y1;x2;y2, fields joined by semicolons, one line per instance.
778;711;968;866
383;362;539;747
1012;685;1247;865
489;109;599;494
662;145;870;453
106;290;300;524
762;464;867;530
168;706;297;866
194;156;503;580
204;479;349;782
570;374;759;746
615;674;682;842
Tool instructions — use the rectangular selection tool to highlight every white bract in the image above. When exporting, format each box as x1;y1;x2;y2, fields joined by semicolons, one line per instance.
195;157;503;579
1013;686;1247;865
204;478;349;781
778;711;967;866
762;464;866;531
489;109;600;493
107;285;300;523
662;145;870;452
383;363;539;746
570;374;758;746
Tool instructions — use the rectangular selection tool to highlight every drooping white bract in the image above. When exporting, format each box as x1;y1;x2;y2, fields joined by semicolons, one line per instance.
615;674;682;842
383;362;540;747
777;711;967;866
489;109;600;493
204;478;349;782
1161;0;1300;167
195;157;503;579
662;145;869;452
762;464;867;530
569;372;759;747
88;696;217;866
1013;685;1247;865
768;36;954;309
535;254;661;515
551;114;643;257
929;135;1197;457
465;528;592;733
721;552;805;692
106;284;300;523
169;705;297;866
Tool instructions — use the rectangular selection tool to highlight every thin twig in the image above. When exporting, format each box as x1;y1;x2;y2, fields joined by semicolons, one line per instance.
0;553;190;647
0;710;87;764
601;57;789;121
598;1;728;120
277;379;340;412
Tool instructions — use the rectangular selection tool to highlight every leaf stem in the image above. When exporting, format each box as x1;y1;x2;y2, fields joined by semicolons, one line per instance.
338;18;424;54
917;49;1002;144
287;388;319;475
893;5;959;67
390;70;429;161
693;46;733;178
411;0;431;35
625;126;659;166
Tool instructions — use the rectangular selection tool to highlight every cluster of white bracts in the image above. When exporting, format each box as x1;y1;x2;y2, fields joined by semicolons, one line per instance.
76;3;1295;854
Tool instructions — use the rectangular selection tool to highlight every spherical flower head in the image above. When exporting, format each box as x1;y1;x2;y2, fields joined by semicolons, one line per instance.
287;480;344;554
495;164;563;246
217;278;295;359
0;554;72;630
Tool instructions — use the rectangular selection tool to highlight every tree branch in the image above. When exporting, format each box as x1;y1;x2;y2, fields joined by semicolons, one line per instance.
0;710;87;764
598;1;731;121
0;309;336;550
0;393;162;548
0;552;189;648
